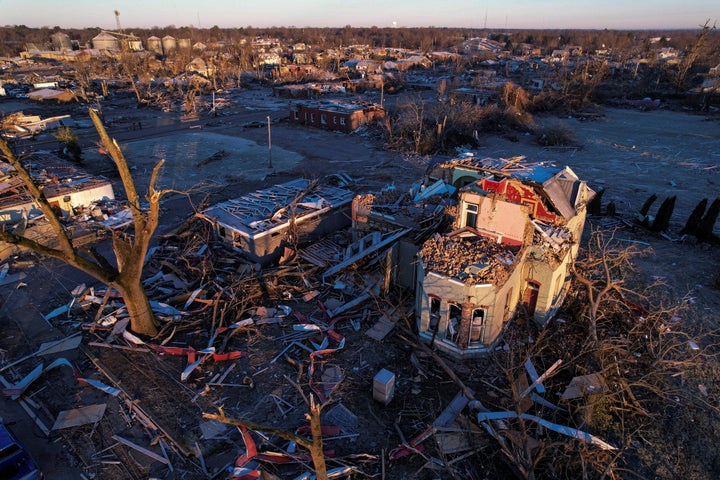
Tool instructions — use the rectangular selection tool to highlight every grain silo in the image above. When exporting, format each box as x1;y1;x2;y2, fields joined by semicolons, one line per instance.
51;32;72;52
178;38;191;50
147;36;162;55
162;35;177;54
92;32;119;51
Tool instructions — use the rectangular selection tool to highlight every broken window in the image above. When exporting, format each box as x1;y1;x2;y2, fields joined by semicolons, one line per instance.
464;203;478;228
522;281;541;316
470;308;485;344
293;111;299;120
447;303;461;343
310;113;315;123
429;295;440;332
321;114;327;125
340;117;346;126
333;116;337;124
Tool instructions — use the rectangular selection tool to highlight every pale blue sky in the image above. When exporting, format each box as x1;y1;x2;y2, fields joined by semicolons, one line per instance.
0;0;716;30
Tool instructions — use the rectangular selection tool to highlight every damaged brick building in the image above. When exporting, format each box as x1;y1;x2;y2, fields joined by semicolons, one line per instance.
415;153;595;358
289;100;385;133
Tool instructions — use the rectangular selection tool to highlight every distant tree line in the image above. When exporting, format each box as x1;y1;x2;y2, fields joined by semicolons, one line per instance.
1;24;718;65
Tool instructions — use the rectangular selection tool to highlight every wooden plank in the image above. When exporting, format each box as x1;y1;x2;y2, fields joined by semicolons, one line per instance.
82;347;194;457
112;435;169;464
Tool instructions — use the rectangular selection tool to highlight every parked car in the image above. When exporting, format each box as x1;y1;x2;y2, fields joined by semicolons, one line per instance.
0;418;43;480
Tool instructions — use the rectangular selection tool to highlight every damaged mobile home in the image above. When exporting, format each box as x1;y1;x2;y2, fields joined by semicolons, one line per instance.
0;153;115;224
199;178;354;265
414;154;595;358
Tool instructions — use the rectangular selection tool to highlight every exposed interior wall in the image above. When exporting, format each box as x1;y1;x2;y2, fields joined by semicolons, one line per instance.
459;193;530;244
56;184;115;216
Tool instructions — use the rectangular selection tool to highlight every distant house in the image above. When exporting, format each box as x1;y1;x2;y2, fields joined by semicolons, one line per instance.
289;101;384;133
414;154;595;358
256;52;283;66
186;57;211;77
199;179;355;266
550;49;568;62
657;47;679;60
462;37;503;55
0;153;114;223
341;59;383;75
394;55;431;71
448;87;498;106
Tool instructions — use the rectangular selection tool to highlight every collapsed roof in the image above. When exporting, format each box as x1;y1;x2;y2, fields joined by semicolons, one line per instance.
201;178;354;237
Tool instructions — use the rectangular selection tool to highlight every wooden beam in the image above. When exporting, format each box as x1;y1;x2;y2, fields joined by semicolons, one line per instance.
112;435;168;464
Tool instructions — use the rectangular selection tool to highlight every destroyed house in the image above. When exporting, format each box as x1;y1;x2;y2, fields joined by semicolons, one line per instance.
200;179;354;265
289;101;385;133
415;154;594;359
0;153;115;224
349;182;456;289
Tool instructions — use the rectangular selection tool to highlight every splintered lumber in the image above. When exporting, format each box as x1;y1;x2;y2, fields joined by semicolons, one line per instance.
82;347;194;457
0;333;81;373
112;435;169;464
0;374;50;436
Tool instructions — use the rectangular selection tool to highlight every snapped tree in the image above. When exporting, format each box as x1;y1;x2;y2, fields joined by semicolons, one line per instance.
0;108;170;336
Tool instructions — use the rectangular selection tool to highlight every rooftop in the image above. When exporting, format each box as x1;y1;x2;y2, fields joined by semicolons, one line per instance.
438;153;561;184
202;178;354;236
295;100;382;114
0;153;112;211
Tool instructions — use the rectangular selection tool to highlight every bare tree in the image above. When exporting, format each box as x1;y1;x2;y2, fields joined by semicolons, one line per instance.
572;228;644;345
0;109;172;336
676;19;716;92
204;399;328;479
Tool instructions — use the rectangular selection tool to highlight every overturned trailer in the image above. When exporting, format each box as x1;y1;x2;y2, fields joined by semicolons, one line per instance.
415;154;595;359
200;178;354;265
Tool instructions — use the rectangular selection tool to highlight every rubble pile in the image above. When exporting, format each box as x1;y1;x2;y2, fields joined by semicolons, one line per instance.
420;233;520;285
1;214;432;479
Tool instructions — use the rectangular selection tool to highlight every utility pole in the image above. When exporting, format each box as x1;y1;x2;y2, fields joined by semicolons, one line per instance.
266;116;273;169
